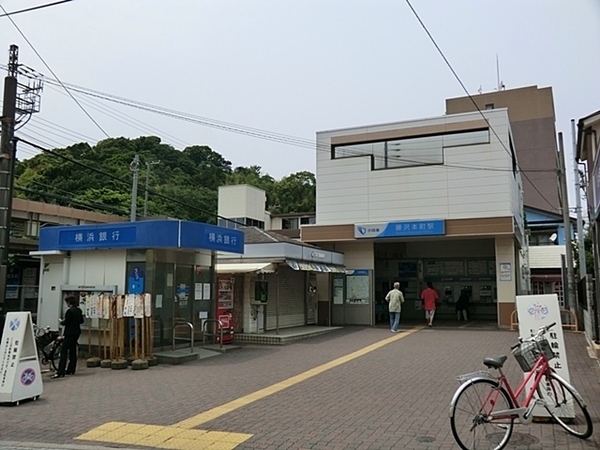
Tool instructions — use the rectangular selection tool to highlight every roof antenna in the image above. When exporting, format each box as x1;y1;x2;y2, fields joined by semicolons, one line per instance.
496;54;505;91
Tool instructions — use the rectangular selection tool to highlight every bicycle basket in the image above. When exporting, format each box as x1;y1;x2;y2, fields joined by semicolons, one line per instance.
536;337;555;361
512;341;539;372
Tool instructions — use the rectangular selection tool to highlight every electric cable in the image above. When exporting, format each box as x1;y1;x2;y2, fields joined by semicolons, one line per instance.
14;184;129;216
0;3;109;138
0;1;73;18
14;137;246;225
405;0;558;212
37;79;558;175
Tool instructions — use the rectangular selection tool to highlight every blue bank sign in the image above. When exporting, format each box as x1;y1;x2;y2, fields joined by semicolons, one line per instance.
354;219;445;239
40;220;244;254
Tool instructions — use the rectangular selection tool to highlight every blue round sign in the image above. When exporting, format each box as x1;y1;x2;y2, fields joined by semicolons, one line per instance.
21;368;36;386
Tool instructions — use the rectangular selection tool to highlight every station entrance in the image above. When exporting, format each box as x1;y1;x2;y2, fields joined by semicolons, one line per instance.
373;239;499;324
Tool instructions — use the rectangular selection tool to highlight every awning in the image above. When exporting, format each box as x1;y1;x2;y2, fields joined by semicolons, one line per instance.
286;260;346;273
216;262;277;274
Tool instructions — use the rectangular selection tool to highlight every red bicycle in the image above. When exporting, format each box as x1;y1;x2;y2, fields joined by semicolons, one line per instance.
450;322;592;450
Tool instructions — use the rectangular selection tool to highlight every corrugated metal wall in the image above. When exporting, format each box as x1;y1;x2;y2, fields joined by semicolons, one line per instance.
265;265;306;330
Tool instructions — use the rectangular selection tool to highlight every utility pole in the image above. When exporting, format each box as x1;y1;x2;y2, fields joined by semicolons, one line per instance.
143;160;160;217
558;133;576;316
0;45;18;303
571;119;587;279
130;155;140;222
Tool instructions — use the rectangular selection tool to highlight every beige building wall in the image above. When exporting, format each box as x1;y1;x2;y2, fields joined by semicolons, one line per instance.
316;110;520;226
446;85;559;214
495;236;517;327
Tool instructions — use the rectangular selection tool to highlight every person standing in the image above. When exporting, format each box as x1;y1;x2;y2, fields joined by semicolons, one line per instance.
385;282;404;333
52;295;84;379
456;289;470;321
421;281;439;327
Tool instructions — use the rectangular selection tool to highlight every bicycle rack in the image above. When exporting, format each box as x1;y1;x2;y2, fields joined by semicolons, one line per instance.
510;309;578;332
202;319;224;350
172;321;194;353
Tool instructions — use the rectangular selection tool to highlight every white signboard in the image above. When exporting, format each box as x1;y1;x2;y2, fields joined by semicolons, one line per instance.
123;294;135;317
0;312;43;403
516;294;570;417
134;294;144;319
144;294;152;317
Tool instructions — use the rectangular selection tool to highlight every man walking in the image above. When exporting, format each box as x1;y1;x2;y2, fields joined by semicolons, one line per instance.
421;281;439;327
385;282;404;333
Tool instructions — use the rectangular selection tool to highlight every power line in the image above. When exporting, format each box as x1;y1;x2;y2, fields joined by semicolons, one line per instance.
0;4;109;138
14;137;244;223
14;184;129;216
404;0;558;212
38;77;557;175
0;1;73;18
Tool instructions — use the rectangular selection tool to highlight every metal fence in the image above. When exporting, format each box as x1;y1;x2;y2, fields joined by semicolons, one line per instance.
3;284;38;315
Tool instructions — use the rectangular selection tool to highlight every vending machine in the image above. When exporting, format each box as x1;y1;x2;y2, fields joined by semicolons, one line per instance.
216;276;234;344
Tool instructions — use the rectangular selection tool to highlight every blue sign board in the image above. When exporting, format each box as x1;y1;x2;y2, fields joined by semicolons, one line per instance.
354;220;445;239
180;222;244;254
39;220;244;254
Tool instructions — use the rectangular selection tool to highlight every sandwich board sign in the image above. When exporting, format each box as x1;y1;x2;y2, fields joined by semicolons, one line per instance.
0;312;43;404
516;294;571;418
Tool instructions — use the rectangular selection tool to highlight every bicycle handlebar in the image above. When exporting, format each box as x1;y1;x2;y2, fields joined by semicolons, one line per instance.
513;322;556;348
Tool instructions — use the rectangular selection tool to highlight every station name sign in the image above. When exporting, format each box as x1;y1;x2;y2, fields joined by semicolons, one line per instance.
354;219;445;239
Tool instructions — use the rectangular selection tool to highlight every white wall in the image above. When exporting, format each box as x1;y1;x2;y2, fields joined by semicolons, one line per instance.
218;184;267;222
316;110;520;226
68;250;127;288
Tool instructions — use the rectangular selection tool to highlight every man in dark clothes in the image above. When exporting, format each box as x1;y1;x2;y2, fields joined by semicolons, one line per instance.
456;290;470;321
52;295;84;379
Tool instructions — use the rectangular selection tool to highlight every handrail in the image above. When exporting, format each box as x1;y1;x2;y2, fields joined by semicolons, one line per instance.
509;309;578;332
172;321;194;353
202;319;224;350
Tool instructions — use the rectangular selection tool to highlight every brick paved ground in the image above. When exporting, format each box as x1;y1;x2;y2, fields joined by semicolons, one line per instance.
1;323;599;450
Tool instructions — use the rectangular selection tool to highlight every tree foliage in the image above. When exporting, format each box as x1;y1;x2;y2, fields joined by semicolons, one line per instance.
14;136;315;223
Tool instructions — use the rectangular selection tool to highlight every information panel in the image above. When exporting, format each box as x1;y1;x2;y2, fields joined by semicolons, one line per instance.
346;270;370;305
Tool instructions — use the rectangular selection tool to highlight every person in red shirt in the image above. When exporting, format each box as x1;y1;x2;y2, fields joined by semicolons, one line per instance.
421;281;439;327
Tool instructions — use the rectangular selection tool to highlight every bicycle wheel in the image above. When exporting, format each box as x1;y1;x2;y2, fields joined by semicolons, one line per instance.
48;341;62;373
537;372;593;439
450;379;514;450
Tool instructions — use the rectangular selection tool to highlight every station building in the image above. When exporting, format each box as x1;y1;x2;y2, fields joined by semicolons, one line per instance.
301;108;526;328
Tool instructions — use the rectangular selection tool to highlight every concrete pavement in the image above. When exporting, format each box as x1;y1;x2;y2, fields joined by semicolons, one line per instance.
1;323;599;449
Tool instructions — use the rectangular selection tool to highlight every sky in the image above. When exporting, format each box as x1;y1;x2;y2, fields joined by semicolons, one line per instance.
1;0;599;208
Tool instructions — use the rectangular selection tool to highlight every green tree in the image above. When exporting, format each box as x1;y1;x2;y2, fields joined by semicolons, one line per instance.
572;231;594;276
14;136;317;220
270;171;316;214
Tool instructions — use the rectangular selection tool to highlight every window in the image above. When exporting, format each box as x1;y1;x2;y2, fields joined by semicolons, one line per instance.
300;216;316;225
529;229;558;246
282;218;299;229
332;129;489;170
485;103;495;110
531;280;564;308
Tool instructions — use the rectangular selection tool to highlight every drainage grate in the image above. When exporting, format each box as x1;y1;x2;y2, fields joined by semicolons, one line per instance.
416;436;435;443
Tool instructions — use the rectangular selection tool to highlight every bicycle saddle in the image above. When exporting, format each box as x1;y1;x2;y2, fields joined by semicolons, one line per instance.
483;355;507;369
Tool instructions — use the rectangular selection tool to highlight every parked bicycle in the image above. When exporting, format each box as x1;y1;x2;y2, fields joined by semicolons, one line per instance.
34;324;63;372
449;322;592;450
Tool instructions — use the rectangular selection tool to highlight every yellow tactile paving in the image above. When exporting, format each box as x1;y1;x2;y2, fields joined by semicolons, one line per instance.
76;327;421;449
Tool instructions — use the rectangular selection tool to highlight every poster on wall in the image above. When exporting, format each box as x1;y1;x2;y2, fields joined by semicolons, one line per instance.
333;276;344;305
346;270;370;305
499;262;512;281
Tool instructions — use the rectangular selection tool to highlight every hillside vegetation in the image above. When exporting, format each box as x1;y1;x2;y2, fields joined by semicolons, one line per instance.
15;136;315;223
